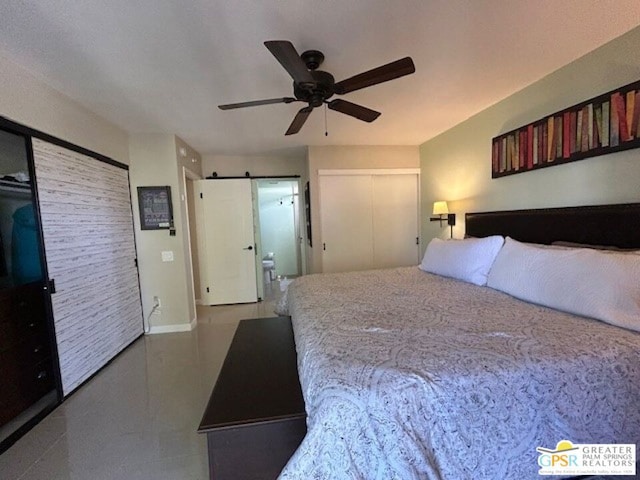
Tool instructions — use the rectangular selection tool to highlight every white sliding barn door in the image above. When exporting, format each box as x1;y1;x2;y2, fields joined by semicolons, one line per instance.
196;179;257;305
32;139;143;396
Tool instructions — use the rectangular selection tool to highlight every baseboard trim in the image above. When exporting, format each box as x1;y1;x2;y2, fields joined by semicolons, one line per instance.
190;316;197;330
147;321;195;334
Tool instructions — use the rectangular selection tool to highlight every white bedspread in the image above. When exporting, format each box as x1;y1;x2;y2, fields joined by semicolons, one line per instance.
276;267;640;479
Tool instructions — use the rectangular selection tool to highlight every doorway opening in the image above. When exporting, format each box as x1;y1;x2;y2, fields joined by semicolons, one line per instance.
183;167;202;313
254;179;304;301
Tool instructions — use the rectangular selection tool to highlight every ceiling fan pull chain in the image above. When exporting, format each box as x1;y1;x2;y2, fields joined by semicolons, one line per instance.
324;103;328;137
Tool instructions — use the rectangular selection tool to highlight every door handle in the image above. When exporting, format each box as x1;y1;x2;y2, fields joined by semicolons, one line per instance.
243;245;253;250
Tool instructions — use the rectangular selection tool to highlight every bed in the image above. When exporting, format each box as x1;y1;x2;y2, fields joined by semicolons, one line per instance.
275;203;640;479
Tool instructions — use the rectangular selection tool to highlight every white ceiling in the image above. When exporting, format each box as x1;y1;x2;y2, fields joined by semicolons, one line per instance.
0;1;639;157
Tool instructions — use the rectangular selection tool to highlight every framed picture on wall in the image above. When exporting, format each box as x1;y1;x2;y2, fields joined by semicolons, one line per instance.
137;186;174;230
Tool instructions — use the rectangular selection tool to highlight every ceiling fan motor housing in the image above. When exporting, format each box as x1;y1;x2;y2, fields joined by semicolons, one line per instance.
301;50;325;70
294;70;335;107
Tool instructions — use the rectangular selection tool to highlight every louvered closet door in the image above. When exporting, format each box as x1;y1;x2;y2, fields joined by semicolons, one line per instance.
32;139;143;395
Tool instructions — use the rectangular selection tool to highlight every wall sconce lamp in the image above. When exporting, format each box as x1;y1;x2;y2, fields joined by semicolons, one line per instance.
430;201;456;238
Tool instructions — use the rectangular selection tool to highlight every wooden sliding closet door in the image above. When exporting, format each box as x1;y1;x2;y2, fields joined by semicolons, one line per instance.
32;139;143;395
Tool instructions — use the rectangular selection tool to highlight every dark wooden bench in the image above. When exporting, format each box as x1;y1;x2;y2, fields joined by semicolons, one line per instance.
198;317;306;480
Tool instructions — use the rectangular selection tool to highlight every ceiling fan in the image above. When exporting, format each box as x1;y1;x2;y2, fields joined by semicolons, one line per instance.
218;40;415;135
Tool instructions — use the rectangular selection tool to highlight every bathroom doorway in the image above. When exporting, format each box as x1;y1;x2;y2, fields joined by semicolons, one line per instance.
255;179;303;300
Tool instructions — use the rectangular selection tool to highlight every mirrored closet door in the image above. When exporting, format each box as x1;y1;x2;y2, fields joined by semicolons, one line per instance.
0;128;58;450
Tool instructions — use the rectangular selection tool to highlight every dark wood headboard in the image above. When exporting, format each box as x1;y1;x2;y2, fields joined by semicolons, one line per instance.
465;203;640;249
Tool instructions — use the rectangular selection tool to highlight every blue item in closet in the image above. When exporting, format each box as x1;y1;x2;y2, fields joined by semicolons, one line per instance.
12;203;43;284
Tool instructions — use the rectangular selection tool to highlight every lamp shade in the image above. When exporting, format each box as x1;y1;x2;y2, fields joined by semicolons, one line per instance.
432;201;449;215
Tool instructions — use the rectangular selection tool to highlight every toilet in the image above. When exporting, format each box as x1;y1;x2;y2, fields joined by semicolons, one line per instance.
262;253;276;284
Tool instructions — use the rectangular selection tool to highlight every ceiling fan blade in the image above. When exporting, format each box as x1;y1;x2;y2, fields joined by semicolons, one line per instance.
218;97;297;110
327;99;381;123
264;40;314;85
285;107;313;135
334;57;415;95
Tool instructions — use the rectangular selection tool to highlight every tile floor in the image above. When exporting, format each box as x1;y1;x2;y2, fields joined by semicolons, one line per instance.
0;297;281;480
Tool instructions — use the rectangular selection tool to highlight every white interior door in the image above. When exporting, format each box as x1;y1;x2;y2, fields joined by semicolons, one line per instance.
251;180;264;301
197;179;257;305
320;175;373;273
372;174;420;268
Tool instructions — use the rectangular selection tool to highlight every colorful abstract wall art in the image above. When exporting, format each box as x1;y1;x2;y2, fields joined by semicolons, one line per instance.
492;80;640;178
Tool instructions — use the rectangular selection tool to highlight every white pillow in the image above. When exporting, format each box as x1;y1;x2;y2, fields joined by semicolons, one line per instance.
487;237;640;332
419;236;505;286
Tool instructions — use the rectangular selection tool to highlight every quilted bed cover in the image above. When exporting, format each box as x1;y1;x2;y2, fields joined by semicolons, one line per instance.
276;267;640;479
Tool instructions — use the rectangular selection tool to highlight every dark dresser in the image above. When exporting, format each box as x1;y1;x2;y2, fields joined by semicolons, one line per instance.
0;281;54;426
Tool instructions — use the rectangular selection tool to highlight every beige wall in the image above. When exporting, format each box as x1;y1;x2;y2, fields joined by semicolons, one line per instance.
0;52;129;163
420;26;640;247
307;145;420;273
129;134;201;332
201;153;307;178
